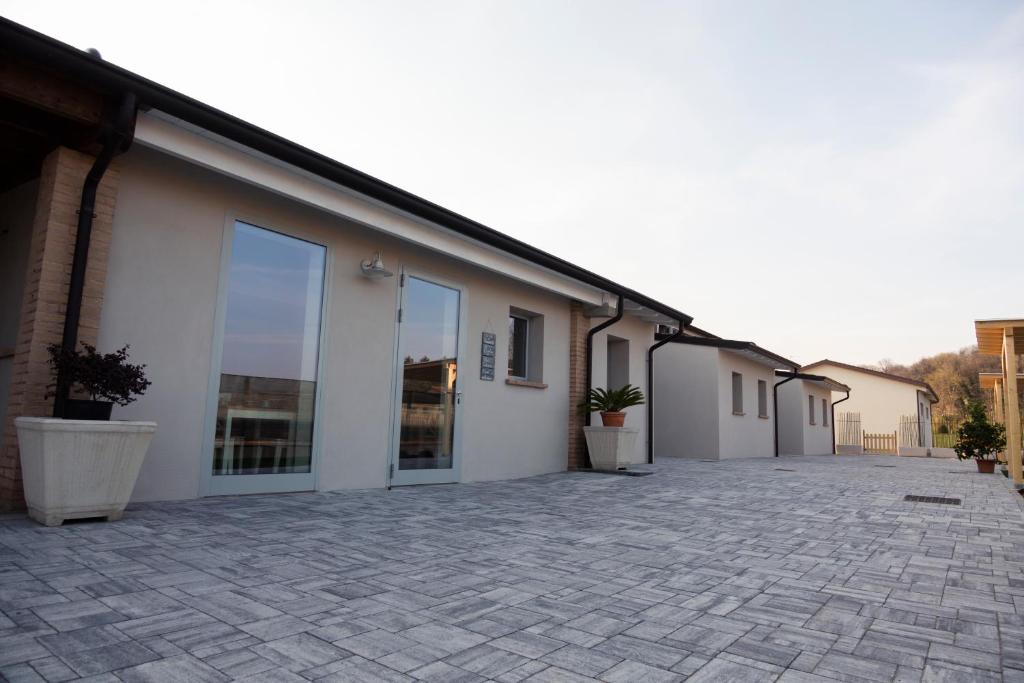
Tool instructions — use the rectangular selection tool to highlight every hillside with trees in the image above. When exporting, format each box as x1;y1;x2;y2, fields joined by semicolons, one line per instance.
867;348;1002;420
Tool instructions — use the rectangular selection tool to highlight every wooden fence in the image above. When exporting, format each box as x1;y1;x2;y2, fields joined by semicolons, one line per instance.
835;412;862;447
863;431;898;455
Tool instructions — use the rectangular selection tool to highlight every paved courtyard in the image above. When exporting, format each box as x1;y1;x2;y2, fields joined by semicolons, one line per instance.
2;455;1024;682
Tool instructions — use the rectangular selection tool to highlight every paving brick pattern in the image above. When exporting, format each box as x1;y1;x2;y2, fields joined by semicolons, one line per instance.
2;455;1023;681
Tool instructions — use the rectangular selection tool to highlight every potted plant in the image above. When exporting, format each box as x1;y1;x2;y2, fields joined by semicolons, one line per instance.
578;384;645;427
14;343;156;526
579;385;645;470
954;400;1005;474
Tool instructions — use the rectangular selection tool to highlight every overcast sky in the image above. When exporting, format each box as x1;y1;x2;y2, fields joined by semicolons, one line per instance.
3;1;1021;365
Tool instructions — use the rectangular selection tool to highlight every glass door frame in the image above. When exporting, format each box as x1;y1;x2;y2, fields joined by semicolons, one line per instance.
387;267;467;487
199;216;331;497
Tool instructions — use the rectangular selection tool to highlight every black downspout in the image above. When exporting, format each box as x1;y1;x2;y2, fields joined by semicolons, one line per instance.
646;320;686;464
773;368;800;457
831;390;851;455
53;93;137;418
583;294;624;467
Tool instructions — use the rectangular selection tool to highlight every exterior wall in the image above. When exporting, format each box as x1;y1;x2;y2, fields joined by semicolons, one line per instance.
778;380;834;456
803;383;835;455
652;344;719;459
917;391;934;448
0;180;39;431
587;315;657;465
0;148;120;511
716;351;776;459
99;146;574;501
804;363;923;437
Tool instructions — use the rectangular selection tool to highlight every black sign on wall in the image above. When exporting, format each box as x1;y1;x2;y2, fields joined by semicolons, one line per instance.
480;332;496;381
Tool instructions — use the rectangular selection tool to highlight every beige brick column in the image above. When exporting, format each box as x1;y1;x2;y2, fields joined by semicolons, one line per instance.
567;301;588;470
0;147;120;511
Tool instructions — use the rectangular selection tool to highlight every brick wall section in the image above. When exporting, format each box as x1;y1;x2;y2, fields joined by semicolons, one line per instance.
567;300;588;470
0;147;120;511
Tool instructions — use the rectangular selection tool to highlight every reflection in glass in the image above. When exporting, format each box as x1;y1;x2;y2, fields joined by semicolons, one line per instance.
213;222;325;475
399;277;459;470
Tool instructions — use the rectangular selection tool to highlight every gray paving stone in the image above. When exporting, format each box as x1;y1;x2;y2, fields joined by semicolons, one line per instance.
59;640;160;676
687;656;779;682
2;456;1024;681
599;659;682;682
252;632;350;671
117;653;230;682
540;644;621;677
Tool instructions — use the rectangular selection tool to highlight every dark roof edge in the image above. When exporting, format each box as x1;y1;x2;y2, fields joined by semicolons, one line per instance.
776;370;851;392
801;359;938;401
656;334;799;369
0;17;693;325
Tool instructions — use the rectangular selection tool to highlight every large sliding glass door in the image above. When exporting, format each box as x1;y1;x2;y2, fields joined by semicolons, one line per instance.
390;273;463;486
206;221;326;495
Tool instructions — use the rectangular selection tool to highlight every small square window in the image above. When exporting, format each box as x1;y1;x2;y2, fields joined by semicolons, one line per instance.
732;372;743;415
757;380;768;418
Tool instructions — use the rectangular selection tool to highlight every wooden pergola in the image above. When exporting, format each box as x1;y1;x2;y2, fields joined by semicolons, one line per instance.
975;319;1024;485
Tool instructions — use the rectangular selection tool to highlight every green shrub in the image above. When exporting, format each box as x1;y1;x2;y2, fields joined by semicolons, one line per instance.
954;401;1005;461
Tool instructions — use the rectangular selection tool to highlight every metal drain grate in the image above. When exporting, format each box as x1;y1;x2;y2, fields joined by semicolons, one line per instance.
904;495;961;505
774;468;795;472
874;464;896;468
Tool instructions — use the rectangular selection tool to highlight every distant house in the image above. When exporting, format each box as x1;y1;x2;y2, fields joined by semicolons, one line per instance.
653;335;798;460
775;371;850;457
800;360;938;455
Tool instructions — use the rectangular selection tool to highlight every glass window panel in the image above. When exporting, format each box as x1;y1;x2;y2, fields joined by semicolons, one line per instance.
732;372;743;414
508;316;528;378
398;277;460;471
213;222;325;476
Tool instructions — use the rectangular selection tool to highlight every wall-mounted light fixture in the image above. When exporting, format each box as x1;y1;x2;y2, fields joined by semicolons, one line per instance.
360;251;393;279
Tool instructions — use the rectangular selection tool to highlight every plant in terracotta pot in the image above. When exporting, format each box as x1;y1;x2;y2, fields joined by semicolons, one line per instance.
579;384;645;427
954;400;1005;474
46;343;152;420
15;343;156;526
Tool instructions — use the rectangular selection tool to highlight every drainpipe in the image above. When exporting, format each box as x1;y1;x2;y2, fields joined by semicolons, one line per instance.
582;294;624;467
53;92;137;418
773;368;800;457
646;320;686;464
831;390;851;455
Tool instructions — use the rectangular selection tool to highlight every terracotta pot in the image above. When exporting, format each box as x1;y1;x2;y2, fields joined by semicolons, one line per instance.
600;411;626;428
976;459;996;474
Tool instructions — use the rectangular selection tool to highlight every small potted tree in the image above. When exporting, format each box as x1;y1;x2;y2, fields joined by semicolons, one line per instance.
954;400;1005;474
579;385;646;427
579;384;645;470
14;343;156;526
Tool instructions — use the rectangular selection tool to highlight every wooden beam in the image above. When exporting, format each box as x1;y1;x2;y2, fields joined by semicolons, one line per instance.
1004;330;1021;486
0;58;104;126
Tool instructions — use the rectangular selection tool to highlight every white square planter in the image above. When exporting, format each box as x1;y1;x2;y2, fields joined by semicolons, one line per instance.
583;426;638;470
15;417;156;526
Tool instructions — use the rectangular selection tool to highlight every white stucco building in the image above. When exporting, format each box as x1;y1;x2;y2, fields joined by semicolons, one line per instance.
775;371;850;457
0;21;696;507
801;360;938;455
652;335;798;460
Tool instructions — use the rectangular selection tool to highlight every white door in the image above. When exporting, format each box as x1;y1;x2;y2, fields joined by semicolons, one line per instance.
389;272;464;486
